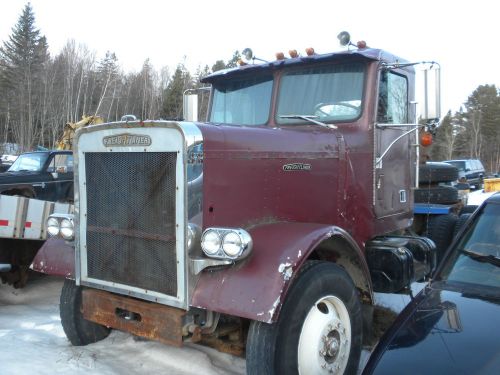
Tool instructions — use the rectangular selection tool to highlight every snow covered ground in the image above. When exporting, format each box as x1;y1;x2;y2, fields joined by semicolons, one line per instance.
0;274;246;375
0;272;421;375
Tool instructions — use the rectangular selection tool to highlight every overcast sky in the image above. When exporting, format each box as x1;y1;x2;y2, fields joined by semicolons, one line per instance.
1;0;499;115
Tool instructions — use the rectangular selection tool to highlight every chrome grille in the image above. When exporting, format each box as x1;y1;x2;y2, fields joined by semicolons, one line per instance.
85;152;178;297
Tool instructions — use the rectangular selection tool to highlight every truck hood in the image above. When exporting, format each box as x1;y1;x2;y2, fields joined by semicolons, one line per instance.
365;287;500;375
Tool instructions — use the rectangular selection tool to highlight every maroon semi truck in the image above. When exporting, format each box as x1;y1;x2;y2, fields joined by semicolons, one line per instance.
47;34;441;374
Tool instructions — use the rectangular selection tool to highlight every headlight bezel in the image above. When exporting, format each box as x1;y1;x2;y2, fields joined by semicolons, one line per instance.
201;227;252;260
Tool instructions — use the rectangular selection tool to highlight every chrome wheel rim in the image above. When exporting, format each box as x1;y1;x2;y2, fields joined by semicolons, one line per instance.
297;295;351;375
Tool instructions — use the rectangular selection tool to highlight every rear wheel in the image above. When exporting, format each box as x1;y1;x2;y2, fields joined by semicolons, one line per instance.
246;261;362;375
60;279;110;346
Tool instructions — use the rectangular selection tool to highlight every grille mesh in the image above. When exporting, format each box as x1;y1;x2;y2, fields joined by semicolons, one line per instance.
85;152;178;297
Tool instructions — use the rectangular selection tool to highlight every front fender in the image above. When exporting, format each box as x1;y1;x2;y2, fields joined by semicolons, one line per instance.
31;238;74;278
191;222;371;323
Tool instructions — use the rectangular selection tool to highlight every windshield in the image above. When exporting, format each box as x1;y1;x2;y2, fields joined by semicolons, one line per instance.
277;63;364;124
8;153;48;172
439;202;500;290
209;75;273;126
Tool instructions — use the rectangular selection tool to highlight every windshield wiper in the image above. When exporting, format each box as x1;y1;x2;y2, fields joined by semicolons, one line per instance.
460;249;500;267
279;115;337;129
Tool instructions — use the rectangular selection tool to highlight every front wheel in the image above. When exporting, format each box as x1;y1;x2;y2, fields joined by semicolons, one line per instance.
60;279;110;346
246;261;362;375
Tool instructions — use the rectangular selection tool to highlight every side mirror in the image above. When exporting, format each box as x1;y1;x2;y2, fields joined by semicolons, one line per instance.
422;65;441;122
51;172;59;179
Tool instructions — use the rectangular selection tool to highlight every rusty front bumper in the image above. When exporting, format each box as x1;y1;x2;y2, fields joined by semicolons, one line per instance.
82;288;186;346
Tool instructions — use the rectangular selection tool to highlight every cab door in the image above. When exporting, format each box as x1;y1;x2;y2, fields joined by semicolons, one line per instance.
44;153;74;201
374;69;415;218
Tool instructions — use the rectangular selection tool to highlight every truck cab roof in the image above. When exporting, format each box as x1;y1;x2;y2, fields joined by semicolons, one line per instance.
202;48;410;84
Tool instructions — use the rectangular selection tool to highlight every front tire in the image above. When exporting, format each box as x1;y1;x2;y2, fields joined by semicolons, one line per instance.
246;261;362;375
60;279;110;346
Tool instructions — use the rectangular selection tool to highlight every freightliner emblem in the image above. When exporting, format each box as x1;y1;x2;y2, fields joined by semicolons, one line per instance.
103;133;152;147
282;163;311;171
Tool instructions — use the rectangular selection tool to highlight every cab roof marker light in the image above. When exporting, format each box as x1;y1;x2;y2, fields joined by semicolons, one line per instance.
275;52;285;60
305;47;315;56
289;49;298;58
357;40;367;49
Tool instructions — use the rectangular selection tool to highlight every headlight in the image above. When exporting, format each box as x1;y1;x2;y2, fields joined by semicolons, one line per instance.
222;232;243;258
60;218;74;240
201;228;253;260
201;230;221;256
47;217;60;237
46;214;75;240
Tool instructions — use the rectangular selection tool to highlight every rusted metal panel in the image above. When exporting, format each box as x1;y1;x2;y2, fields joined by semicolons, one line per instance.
82;289;185;347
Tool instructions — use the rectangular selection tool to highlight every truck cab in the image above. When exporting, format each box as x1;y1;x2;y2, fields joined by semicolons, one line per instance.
0;150;74;202
48;35;441;375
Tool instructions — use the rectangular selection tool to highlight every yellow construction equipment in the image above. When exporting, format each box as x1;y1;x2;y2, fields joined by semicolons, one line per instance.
56;115;103;150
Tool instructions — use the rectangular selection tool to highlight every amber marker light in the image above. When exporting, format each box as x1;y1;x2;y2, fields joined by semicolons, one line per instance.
357;40;367;49
420;132;433;147
275;52;285;60
305;47;315;56
289;49;298;58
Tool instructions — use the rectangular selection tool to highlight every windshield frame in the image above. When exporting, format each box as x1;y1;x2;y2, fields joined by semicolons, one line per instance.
7;152;49;172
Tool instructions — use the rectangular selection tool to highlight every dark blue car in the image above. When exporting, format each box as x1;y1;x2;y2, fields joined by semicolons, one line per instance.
363;193;500;375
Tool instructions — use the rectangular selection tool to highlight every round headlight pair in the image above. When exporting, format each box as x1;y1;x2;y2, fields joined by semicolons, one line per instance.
201;228;252;260
46;215;75;240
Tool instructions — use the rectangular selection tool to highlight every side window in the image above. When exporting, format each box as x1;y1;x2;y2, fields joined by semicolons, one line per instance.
50;154;73;173
377;71;408;124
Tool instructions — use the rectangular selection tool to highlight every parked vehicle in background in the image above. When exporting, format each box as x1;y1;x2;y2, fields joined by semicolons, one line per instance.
442;159;485;189
363;193;500;375
0;154;18;172
0;150;74;202
0;116;100;288
0;150;74;288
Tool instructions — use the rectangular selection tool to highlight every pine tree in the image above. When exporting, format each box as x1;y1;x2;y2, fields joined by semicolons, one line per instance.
162;64;192;120
0;3;49;150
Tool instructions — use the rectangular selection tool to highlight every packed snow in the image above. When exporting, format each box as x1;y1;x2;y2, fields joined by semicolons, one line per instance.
0;274;246;375
0;271;422;375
